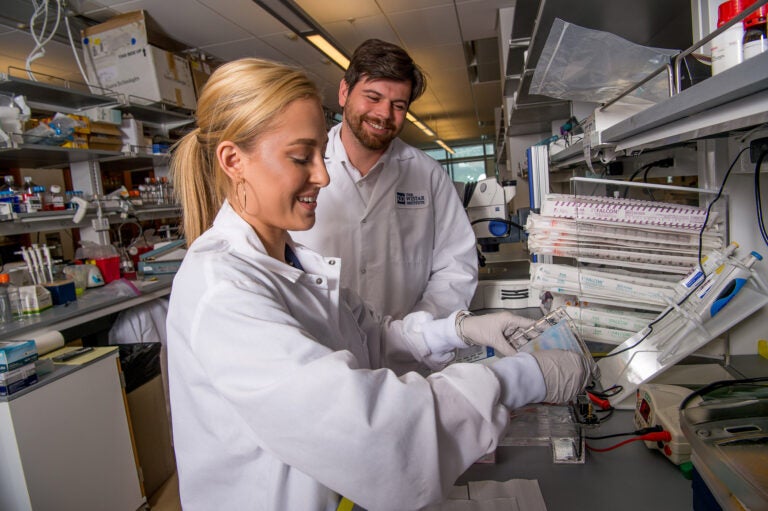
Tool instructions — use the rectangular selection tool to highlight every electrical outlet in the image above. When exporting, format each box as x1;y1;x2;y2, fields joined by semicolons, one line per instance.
750;137;768;163
91;217;110;231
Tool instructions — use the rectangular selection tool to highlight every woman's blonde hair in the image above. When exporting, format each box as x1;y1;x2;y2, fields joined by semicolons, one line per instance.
170;58;321;244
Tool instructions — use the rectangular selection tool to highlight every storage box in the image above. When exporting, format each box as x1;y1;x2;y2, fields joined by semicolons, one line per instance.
88;120;124;151
126;374;175;497
0;341;39;373
0;362;38;395
187;54;215;99
120;117;145;152
81;11;196;110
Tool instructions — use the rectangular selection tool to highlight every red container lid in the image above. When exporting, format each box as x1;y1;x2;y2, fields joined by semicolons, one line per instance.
718;0;757;25
744;4;767;28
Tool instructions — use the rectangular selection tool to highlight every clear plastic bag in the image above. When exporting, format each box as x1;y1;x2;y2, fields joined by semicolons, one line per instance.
530;18;678;106
507;307;600;382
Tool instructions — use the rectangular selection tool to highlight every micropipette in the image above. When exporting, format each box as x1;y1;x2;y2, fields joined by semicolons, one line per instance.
20;247;37;285
42;244;54;282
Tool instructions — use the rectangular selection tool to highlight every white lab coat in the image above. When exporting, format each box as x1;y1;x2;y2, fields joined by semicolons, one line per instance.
167;202;544;511
291;124;478;319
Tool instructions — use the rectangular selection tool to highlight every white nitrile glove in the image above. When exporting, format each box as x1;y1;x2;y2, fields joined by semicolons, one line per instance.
455;311;535;357
529;349;591;404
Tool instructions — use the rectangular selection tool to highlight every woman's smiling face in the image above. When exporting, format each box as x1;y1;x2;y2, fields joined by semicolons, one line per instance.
221;96;330;244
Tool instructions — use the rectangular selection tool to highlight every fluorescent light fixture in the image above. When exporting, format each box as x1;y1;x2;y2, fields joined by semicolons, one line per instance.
306;34;350;69
406;111;437;137
252;0;350;71
412;121;435;137
436;139;455;154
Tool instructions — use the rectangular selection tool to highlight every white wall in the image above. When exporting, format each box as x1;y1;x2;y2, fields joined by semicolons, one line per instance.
722;147;768;355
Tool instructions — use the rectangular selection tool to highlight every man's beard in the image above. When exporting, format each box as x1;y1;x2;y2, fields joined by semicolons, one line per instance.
345;111;398;151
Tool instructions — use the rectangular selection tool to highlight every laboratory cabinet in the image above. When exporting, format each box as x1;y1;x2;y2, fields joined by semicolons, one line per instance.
0;348;145;511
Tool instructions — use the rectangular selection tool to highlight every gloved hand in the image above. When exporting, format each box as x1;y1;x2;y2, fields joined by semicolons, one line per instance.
529;349;591;404
455;311;535;356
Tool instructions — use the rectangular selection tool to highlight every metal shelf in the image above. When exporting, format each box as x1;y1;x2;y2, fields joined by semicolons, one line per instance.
0;145;122;169
116;100;194;129
603;52;768;149
0;206;181;236
0;275;173;340
0;71;118;112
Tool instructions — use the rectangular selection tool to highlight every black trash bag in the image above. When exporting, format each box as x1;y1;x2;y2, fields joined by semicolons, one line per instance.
118;342;162;393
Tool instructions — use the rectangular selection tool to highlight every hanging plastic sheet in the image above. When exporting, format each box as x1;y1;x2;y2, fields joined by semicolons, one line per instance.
530;18;678;106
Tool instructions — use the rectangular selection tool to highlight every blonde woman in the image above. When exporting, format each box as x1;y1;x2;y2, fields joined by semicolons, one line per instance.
167;58;589;511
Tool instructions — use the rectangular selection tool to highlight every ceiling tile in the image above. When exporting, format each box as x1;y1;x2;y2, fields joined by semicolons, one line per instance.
322;16;399;54
295;0;381;24
388;5;461;48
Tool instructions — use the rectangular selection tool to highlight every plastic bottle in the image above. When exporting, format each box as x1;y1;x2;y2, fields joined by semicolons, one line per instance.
21;176;44;213
6;277;20;319
44;184;66;211
1;176;21;213
0;273;14;323
711;0;749;75
743;4;767;59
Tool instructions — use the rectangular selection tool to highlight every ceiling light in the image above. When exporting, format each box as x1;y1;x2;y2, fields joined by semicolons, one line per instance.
252;0;350;70
436;139;455;154
306;34;349;69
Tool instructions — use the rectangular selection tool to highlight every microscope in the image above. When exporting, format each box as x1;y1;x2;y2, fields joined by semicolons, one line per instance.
462;177;526;255
457;177;534;311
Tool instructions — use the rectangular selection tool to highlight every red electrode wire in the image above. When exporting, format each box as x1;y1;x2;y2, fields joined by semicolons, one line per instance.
586;431;672;452
587;392;613;410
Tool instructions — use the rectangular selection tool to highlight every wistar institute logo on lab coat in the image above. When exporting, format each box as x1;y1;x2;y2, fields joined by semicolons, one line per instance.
396;191;428;207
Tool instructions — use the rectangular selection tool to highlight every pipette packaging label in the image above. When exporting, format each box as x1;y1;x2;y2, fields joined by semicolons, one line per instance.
0;362;38;395
18;285;53;314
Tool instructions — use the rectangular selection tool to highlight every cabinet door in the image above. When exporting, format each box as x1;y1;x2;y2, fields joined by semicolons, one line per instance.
5;354;144;511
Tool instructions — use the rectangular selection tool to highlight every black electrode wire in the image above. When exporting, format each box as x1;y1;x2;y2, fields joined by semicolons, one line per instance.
755;150;768;247
585;425;663;440
470;217;526;232
679;376;768;411
697;146;750;276
602;147;749;359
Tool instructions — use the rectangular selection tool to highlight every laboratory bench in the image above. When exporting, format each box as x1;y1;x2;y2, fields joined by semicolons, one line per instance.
0;347;145;511
459;409;693;510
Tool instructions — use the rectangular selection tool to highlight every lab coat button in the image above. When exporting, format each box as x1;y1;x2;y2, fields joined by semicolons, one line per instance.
328;259;336;265
361;219;367;224
360;268;366;274
315;278;323;284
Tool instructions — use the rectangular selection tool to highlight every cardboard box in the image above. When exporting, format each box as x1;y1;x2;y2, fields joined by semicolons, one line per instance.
0;340;39;373
82;11;196;110
0;362;38;395
187;54;214;99
127;374;175;497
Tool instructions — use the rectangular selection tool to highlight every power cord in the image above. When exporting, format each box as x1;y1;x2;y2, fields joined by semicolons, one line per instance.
755;149;768;247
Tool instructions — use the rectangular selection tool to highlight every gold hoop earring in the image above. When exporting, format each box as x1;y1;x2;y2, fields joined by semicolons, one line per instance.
236;179;247;211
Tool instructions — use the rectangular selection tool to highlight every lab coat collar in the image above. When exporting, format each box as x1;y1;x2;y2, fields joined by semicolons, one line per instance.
211;201;305;282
